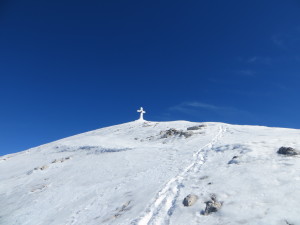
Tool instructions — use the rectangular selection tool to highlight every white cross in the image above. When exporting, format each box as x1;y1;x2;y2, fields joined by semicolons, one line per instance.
137;107;146;120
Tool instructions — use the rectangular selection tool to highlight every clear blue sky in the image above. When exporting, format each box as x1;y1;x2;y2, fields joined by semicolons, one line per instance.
1;0;300;155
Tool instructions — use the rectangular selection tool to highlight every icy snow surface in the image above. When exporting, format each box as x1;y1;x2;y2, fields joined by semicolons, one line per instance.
1;120;300;225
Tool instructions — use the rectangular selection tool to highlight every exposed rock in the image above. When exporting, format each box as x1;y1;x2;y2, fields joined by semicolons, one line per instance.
29;164;50;174
52;156;71;163
40;165;49;170
183;194;198;207
142;122;152;127
161;128;193;138
228;156;239;164
146;136;154;141
199;175;209;180
277;147;299;156
26;170;34;175
114;200;131;217
285;220;294;225
51;159;61;163
203;194;222;215
187;125;206;131
102;201;132;222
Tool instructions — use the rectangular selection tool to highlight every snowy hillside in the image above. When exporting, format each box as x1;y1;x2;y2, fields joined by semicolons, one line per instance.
1;120;300;225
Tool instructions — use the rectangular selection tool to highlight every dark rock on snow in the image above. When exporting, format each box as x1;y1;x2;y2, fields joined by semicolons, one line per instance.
183;194;199;207
277;147;299;156
228;156;239;164
161;129;192;138
187;125;206;131
203;194;222;215
285;220;294;225
199;175;209;180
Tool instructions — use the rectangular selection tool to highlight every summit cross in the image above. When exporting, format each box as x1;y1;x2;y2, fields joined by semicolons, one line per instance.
137;107;146;121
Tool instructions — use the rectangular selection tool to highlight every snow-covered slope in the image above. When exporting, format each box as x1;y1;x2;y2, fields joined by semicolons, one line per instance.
1;120;300;225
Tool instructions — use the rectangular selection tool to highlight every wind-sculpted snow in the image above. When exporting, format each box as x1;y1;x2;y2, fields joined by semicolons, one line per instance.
1;121;300;225
213;143;252;153
54;145;131;155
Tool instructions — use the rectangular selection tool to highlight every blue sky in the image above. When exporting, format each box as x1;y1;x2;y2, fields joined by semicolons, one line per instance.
1;0;300;155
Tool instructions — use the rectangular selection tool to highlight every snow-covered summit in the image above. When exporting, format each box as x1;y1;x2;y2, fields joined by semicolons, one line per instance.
1;120;300;225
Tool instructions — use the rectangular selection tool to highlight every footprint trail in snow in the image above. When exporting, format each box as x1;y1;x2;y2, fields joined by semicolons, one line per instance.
134;125;226;225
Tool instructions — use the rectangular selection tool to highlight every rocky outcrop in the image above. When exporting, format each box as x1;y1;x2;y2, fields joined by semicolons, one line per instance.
187;125;206;131
160;129;193;138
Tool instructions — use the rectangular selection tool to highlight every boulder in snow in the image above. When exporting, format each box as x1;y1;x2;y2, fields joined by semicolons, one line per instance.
202;194;222;215
277;147;299;156
183;194;198;207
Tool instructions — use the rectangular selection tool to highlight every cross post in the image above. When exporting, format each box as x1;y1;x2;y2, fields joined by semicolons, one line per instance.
137;107;146;121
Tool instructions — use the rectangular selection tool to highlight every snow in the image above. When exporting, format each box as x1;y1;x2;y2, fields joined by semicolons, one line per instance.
1;120;300;225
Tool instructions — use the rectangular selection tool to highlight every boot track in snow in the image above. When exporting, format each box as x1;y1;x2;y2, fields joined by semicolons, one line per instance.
132;125;226;225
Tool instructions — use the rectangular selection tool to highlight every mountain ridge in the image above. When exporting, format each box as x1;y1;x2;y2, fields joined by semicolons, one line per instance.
1;120;300;225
